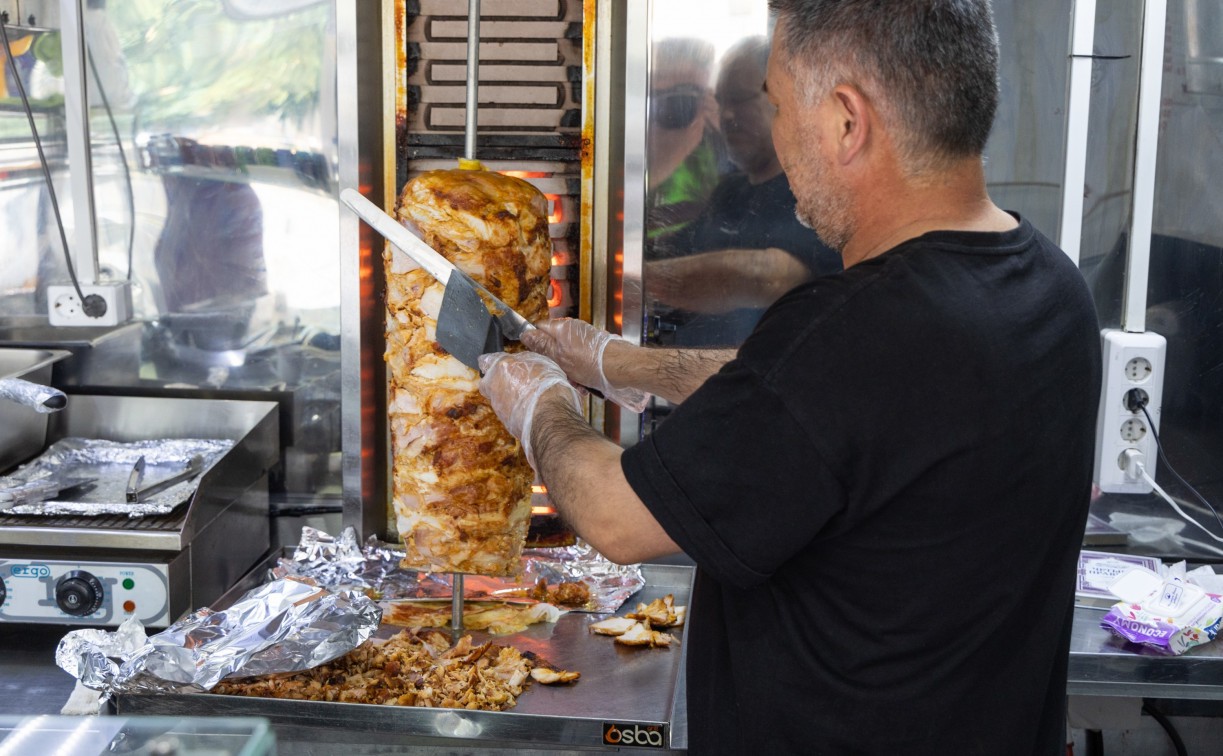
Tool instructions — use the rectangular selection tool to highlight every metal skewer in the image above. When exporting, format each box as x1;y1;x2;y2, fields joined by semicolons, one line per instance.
463;0;481;163
451;0;481;642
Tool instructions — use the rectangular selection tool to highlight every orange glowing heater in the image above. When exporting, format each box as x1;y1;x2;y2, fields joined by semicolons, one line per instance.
525;483;574;547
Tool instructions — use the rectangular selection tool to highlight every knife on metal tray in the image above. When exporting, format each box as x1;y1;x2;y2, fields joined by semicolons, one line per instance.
340;188;534;347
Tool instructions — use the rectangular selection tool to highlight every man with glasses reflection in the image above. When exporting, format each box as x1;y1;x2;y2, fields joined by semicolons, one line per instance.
481;1;1101;752
647;36;841;347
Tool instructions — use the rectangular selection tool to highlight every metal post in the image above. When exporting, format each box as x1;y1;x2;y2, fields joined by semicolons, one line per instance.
1123;0;1169;334
451;0;482;636
617;1;649;448
463;0;480;161
59;0;98;283
1057;0;1097;266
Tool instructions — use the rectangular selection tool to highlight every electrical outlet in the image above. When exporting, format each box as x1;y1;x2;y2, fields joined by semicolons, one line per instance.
1094;329;1166;493
47;282;133;327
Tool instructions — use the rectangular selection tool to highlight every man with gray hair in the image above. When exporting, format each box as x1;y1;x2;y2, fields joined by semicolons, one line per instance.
480;1;1101;752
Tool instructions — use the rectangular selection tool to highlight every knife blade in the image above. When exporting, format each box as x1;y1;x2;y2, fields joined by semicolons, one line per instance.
340;188;535;341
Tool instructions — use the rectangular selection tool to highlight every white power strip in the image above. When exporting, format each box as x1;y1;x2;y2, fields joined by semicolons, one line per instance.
1094;329;1166;493
47;282;133;327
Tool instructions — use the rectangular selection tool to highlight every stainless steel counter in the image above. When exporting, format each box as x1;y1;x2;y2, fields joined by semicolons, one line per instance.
114;563;694;753
10;576;1223;753
0;624;79;717
1068;605;1223;699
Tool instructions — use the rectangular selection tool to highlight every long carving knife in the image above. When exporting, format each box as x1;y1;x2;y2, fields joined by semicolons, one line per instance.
340;188;535;343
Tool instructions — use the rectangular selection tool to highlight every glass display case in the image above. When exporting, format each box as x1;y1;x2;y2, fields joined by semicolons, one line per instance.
1088;0;1223;556
0;715;275;756
607;0;1223;558
620;0;1079;438
0;0;381;512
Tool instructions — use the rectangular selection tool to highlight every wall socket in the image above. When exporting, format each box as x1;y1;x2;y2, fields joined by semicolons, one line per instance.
1094;329;1166;493
47;282;133;327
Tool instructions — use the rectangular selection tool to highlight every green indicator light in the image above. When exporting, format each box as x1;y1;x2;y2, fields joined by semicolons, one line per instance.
122;578;135;590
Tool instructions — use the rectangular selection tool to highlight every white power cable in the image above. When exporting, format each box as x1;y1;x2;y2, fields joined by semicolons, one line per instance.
1134;458;1223;544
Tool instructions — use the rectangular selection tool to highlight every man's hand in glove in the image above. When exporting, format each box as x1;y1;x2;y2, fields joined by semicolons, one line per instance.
478;350;681;565
477;351;582;470
519;319;650;412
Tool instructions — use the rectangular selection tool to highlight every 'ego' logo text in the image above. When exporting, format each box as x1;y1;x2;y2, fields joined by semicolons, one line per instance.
10;564;51;579
603;722;665;748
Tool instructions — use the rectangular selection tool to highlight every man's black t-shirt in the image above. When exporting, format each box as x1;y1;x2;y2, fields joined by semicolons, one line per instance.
622;217;1101;754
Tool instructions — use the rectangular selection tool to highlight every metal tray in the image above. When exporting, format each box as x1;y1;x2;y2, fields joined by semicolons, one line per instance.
115;550;694;752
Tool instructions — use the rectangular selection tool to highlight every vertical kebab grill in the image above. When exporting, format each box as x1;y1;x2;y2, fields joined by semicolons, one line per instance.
384;0;553;631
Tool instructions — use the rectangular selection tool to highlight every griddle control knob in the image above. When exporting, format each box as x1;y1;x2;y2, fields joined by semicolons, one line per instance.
56;570;104;617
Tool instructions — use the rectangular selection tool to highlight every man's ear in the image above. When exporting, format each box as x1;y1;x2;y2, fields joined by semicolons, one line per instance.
829;84;871;165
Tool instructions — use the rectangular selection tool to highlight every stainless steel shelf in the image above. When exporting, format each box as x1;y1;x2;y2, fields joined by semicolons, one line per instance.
116;558;694;752
1069;605;1223;700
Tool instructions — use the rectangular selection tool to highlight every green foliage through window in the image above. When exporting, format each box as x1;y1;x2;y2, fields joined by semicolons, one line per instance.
105;0;328;131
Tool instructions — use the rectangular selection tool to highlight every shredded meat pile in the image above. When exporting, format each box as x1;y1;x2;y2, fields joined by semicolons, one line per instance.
386;168;552;576
213;630;576;710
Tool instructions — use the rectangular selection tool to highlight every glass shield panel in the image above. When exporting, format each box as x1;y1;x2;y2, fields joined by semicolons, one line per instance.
641;3;831;356
639;2;796;431
0;6;71;318
1077;0;1143;329
92;0;339;375
118;0;341;498
635;0;1081;433
984;0;1074;241
1141;0;1223;510
0;0;342;499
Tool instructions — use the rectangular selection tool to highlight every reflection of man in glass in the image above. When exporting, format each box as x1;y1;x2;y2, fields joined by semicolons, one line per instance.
647;36;840;347
154;173;267;325
645;38;723;248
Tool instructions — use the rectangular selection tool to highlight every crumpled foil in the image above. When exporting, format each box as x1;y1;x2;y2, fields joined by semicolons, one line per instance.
0;437;232;517
56;577;382;699
0;376;66;413
275;526;645;613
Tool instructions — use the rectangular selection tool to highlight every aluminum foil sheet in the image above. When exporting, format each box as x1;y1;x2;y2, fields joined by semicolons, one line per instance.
0;437;232;517
275;526;646;613
56;577;382;699
0;376;66;413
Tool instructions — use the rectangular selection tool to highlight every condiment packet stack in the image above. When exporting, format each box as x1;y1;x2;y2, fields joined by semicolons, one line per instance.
1100;567;1223;655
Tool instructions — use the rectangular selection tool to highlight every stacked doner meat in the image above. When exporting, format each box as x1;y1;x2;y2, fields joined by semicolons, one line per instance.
386;168;552;576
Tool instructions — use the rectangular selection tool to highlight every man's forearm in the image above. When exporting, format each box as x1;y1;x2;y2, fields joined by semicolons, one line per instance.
602;341;735;404
531;390;680;564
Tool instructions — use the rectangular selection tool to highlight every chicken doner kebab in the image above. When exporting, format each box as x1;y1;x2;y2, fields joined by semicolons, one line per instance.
386;166;552;576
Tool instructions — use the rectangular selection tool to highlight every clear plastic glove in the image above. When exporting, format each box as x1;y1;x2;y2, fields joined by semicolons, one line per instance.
519;319;650;413
478;351;583;469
